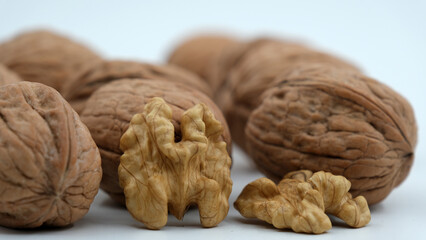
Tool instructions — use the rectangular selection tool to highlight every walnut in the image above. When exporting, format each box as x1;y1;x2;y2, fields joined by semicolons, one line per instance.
0;30;101;93
0;82;102;228
62;60;211;114
302;171;371;228
246;62;417;204
119;97;232;229
80;79;231;205
0;64;22;85
168;35;238;90
234;170;370;234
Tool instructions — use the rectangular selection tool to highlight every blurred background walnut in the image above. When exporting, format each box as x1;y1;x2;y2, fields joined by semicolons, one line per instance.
168;34;238;92
0;82;102;228
62;60;211;114
0;30;101;93
0;64;22;85
119;97;232;229
80;79;231;205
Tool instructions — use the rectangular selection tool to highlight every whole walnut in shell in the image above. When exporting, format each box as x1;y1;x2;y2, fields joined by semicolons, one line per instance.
0;30;101;93
0;64;22;85
245;62;417;204
62;60;210;114
0;82;102;228
80;79;231;205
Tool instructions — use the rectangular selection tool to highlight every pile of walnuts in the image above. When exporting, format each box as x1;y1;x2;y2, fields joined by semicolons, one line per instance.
0;30;231;229
0;30;417;233
169;35;417;206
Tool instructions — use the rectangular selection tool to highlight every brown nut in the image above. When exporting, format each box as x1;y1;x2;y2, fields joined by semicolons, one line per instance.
0;82;102;228
62;60;211;114
234;170;370;234
80;79;231;205
168;35;238;88
119;97;232;229
246;63;417;204
0;64;22;85
0;30;101;93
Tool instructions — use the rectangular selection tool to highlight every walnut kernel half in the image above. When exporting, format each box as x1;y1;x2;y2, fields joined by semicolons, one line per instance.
119;97;232;229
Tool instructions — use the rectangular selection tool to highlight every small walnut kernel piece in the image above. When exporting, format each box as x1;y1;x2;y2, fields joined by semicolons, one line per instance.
286;170;371;228
235;170;370;234
118;97;232;229
234;177;331;234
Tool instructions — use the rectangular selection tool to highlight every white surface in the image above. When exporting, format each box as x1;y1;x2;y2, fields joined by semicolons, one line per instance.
1;0;426;239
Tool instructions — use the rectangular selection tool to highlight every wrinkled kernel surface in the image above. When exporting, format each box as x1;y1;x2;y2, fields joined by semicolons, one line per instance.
234;170;370;234
118;97;232;229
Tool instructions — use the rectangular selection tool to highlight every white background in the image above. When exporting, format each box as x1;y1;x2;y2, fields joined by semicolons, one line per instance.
0;1;425;239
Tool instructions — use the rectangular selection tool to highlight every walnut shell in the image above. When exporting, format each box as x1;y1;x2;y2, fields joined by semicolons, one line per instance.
80;79;231;205
0;30;101;93
0;64;22;85
168;35;238;89
0;82;102;228
62;60;211;114
245;63;417;205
